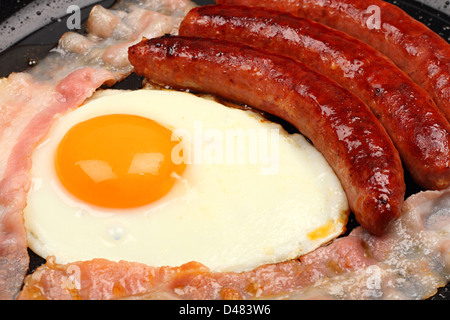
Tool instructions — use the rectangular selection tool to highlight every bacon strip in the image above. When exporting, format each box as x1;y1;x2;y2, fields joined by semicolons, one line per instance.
30;3;192;83
17;188;450;300
17;236;375;300
0;68;116;299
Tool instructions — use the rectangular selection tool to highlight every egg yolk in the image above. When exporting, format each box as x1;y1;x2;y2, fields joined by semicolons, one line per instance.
55;114;186;208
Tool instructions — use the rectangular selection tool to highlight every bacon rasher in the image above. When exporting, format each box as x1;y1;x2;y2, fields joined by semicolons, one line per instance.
17;189;450;300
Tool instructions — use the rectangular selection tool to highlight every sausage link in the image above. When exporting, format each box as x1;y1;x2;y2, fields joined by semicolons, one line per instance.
179;5;450;191
128;35;405;235
216;0;450;124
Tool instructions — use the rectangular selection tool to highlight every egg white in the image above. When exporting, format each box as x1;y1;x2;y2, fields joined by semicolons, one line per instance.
24;89;349;272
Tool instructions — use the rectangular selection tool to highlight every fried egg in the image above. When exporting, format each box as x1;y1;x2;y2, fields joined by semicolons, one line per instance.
24;89;349;273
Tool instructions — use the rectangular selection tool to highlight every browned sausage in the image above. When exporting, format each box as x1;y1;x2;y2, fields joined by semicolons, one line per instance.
128;35;405;235
179;5;450;191
216;0;450;124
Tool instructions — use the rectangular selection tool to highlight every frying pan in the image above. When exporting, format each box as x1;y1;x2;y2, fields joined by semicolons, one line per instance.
0;0;449;300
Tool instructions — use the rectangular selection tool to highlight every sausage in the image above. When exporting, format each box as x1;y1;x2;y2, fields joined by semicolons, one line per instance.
128;35;405;235
216;0;450;124
179;5;450;191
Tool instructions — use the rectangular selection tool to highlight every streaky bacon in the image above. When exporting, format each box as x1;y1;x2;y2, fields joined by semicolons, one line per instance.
31;1;195;83
17;188;450;300
0;68;116;299
0;0;196;299
17;236;375;300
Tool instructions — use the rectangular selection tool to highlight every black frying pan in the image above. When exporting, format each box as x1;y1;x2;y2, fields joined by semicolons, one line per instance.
0;0;449;300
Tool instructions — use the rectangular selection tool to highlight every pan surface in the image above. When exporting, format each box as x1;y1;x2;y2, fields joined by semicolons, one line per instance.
0;0;449;300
